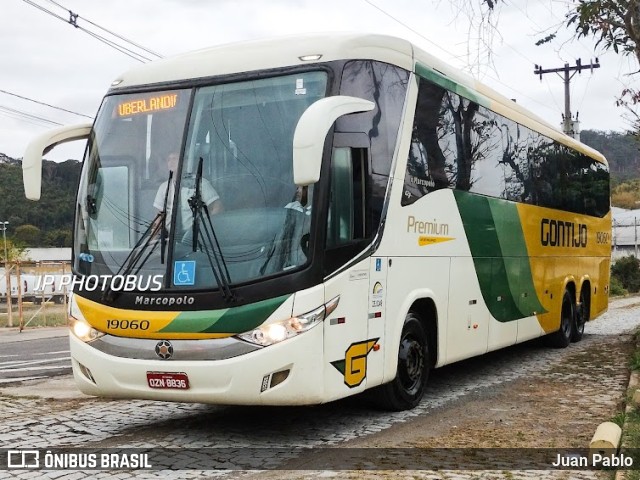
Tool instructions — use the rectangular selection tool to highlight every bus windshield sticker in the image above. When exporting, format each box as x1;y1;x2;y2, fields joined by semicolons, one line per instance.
173;261;196;286
295;78;306;96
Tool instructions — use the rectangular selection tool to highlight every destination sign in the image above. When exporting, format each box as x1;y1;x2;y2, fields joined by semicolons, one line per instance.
118;94;178;117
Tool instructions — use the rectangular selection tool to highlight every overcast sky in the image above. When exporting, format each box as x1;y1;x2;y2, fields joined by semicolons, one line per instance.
1;0;636;162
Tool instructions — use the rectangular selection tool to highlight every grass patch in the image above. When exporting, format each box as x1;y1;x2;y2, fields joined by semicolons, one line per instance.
0;303;67;328
621;408;640;479
612;411;626;428
631;351;640;371
620;329;640;479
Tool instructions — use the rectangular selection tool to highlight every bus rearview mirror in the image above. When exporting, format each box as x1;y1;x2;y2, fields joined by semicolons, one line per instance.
293;96;374;186
22;123;92;201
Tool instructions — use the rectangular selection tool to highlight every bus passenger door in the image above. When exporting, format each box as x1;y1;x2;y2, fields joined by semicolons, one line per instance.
323;138;378;400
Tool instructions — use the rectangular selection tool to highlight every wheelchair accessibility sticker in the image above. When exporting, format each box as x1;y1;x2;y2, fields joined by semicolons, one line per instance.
174;261;196;286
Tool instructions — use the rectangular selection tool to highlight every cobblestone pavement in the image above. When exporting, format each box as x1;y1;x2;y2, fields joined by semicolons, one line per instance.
1;296;639;479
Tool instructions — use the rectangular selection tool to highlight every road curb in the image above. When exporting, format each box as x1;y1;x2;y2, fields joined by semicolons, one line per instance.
0;325;67;343
0;374;88;400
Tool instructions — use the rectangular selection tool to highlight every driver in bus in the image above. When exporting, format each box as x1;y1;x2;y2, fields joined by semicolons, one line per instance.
153;152;223;233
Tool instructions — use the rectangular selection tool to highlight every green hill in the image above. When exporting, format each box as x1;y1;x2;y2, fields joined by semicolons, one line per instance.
0;155;81;247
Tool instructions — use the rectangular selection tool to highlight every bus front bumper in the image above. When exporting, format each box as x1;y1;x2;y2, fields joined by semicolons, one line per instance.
69;326;325;405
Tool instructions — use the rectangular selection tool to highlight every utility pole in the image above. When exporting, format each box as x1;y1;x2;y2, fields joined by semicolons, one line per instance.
0;221;11;327
534;59;600;139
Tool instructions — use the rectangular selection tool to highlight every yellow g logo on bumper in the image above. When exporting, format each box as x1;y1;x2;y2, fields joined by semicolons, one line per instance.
331;338;379;388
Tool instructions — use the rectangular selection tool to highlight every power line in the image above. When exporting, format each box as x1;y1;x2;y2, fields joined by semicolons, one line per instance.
361;0;604;130
20;0;163;63
0;104;63;127
0;89;92;119
362;0;466;62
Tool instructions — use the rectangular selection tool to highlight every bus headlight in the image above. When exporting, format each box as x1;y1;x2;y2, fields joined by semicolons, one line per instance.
68;293;105;343
237;296;339;347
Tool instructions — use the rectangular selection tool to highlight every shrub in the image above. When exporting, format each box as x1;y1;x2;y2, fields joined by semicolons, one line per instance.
610;275;628;296
612;256;640;293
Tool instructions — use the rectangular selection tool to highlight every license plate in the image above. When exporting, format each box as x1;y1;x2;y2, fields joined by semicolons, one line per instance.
146;372;190;390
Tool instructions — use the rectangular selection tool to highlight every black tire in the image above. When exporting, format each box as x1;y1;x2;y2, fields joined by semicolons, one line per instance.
572;288;589;342
548;290;574;348
372;312;430;411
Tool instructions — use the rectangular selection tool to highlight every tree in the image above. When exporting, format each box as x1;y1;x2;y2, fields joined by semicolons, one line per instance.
0;238;26;263
477;0;640;131
13;224;41;246
568;1;640;65
44;228;73;247
568;1;640;130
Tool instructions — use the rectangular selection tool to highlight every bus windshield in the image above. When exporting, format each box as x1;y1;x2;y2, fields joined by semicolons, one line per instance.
74;71;328;291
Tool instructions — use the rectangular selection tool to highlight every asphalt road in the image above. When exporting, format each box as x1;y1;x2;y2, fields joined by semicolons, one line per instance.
0;334;70;384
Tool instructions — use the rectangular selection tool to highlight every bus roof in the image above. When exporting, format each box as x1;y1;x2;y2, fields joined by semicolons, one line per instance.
111;32;606;165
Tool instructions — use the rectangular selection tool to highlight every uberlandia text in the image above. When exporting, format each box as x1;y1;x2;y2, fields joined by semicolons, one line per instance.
552;453;632;468
35;274;163;292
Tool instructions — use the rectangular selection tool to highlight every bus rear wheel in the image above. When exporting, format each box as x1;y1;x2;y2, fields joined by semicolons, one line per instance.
373;312;429;411
572;288;589;343
548;290;574;348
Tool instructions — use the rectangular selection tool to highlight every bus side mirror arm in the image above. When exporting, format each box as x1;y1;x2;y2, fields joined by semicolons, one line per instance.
23;123;92;201
293;96;374;186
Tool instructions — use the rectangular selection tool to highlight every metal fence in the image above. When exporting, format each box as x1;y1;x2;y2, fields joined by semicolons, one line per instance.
0;261;70;330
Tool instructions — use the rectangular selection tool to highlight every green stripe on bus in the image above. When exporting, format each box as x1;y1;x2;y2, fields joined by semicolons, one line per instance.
454;191;545;321
489;199;547;318
159;294;291;334
414;63;485;108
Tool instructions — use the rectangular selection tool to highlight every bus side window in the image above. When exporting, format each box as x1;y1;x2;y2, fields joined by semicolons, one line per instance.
327;147;368;248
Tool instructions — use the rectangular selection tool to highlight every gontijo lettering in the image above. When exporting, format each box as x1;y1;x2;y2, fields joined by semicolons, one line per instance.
118;94;178;116
540;218;587;247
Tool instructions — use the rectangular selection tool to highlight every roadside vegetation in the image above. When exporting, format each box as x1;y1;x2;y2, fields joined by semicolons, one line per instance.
611;256;640;297
0;302;67;328
618;329;640;480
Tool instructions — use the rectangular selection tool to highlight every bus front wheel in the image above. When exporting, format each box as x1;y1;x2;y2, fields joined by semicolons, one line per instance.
373;312;429;411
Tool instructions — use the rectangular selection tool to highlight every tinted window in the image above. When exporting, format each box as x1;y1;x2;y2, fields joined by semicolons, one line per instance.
403;77;610;217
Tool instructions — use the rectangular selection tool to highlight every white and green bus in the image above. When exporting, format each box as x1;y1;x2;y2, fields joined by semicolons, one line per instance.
23;33;610;410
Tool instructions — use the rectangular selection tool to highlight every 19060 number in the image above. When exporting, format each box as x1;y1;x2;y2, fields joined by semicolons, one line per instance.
106;319;150;330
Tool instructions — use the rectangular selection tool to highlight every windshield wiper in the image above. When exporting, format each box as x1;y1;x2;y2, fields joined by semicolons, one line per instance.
188;158;235;301
160;171;173;264
100;212;161;302
101;171;173;302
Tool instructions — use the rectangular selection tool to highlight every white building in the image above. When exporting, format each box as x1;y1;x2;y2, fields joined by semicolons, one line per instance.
612;207;640;260
23;247;71;263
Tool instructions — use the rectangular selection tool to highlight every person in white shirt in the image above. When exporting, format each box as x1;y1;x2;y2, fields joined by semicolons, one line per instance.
153;152;222;232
